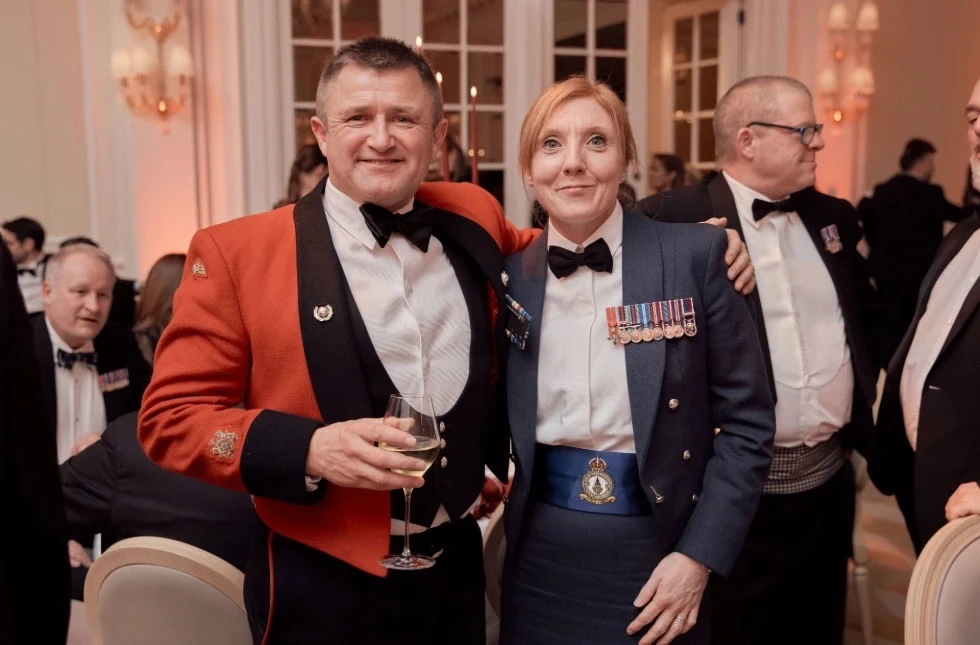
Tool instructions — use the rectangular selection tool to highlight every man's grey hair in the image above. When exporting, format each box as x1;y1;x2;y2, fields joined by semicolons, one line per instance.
315;36;443;125
713;75;813;161
45;243;116;286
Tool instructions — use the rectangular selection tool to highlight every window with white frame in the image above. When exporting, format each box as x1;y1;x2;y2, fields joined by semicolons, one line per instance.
421;0;506;205
552;0;628;101
662;1;722;172
289;0;382;150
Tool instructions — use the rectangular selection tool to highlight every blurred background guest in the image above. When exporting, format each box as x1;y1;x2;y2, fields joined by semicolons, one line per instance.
648;152;687;194
274;143;328;208
133;253;186;365
1;216;50;315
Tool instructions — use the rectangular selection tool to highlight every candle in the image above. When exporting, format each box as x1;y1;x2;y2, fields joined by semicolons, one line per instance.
415;36;423;55
437;72;450;181
469;86;479;184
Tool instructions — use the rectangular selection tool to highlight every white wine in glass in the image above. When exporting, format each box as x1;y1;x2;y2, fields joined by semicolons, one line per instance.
377;394;441;571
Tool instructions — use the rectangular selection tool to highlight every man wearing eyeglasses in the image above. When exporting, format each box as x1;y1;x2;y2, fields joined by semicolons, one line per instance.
637;75;877;645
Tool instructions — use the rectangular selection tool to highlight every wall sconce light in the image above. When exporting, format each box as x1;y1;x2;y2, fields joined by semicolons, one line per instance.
110;0;194;129
818;2;878;124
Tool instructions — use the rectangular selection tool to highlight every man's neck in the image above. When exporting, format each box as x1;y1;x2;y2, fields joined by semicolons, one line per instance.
722;164;789;201
21;250;43;267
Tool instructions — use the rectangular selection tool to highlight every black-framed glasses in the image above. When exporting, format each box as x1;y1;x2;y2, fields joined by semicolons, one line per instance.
747;122;824;145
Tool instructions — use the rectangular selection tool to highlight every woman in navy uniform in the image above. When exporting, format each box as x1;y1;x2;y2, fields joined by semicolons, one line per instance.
500;76;775;645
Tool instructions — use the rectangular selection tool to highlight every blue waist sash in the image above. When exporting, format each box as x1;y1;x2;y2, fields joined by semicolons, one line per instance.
533;444;652;516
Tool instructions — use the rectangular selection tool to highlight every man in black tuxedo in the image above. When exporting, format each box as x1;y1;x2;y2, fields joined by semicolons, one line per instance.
859;138;966;366
61;411;259;599
871;77;980;553
32;243;150;464
637;75;877;645
0;243;70;643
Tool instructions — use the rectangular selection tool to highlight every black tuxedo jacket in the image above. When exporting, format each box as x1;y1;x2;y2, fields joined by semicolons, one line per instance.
0;245;70;643
32;315;151;441
61;412;259;597
871;214;980;550
637;175;878;456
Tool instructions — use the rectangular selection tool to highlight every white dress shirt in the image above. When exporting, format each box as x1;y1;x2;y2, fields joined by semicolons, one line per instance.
323;179;473;532
47;318;107;464
536;203;635;453
17;255;45;314
724;172;853;448
901;228;980;450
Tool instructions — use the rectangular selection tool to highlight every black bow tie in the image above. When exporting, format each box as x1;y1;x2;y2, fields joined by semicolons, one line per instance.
17;267;37;277
752;197;797;221
547;239;614;279
359;203;435;252
56;348;98;370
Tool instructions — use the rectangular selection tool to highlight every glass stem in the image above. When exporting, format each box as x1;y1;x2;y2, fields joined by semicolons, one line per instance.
401;487;413;557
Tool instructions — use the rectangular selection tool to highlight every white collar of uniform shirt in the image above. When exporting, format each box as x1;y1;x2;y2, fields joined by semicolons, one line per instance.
323;177;416;251
722;170;796;231
546;200;624;256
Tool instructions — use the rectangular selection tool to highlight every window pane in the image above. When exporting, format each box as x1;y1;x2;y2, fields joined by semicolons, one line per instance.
468;52;504;104
698;117;716;163
674;68;692;113
292;0;333;39
472;111;504;163
429;50;461;105
699;64;718;110
423;0;460;44
674;18;693;65
468;0;503;46
674;118;692;163
596;57;626;102
555;55;586;82
340;0;380;40
595;0;628;49
295;108;317;150
555;0;587;47
294;46;333;103
699;11;720;60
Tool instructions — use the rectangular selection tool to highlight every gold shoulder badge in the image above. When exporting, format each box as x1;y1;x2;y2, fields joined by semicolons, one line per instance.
208;429;238;460
191;259;208;278
580;456;617;505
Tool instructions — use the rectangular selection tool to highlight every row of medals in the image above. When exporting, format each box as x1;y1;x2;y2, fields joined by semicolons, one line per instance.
606;300;697;345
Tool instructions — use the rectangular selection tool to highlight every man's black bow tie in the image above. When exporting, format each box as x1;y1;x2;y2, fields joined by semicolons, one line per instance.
17;267;37;277
751;197;797;221
56;348;98;370
547;238;614;279
360;203;435;252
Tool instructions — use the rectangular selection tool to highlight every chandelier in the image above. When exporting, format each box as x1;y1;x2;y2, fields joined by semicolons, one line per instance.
110;0;195;128
817;2;879;124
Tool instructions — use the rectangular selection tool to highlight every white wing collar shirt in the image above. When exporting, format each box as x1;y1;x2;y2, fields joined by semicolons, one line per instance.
46;317;107;464
723;172;853;448
536;202;636;453
322;179;473;532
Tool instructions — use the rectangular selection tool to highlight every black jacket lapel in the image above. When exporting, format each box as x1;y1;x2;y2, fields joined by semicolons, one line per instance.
293;183;374;425
32;315;57;437
931;217;980;363
707;175;776;400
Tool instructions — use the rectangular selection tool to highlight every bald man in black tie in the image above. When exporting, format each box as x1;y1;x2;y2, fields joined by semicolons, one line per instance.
637;75;878;645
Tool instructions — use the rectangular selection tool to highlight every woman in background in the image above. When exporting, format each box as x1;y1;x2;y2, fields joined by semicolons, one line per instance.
133;253;186;365
649;153;687;194
274;143;328;208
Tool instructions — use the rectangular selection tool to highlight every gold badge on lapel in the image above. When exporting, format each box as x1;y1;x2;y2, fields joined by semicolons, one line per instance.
313;304;333;322
191;259;208;278
820;224;843;254
580;456;617;505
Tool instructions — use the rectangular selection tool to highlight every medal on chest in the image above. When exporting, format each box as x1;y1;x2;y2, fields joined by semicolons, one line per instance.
579;455;617;505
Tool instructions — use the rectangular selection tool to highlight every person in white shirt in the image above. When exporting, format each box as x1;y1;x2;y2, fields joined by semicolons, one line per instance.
1;216;49;315
637;76;879;645
871;76;980;552
500;76;774;645
32;243;150;464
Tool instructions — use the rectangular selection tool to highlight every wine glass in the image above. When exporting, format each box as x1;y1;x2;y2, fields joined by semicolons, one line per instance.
377;394;441;570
